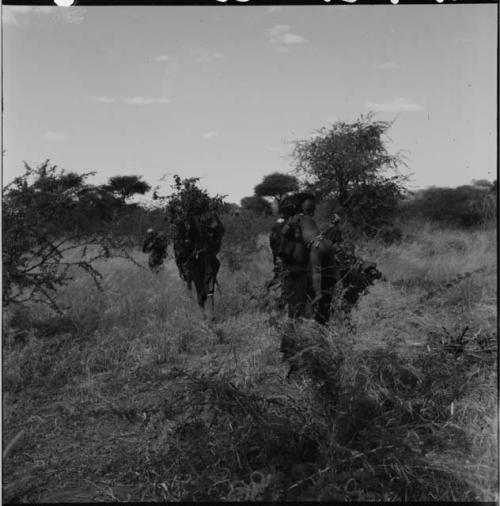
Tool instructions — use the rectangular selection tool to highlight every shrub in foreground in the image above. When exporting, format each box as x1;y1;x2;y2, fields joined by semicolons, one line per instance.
136;320;497;501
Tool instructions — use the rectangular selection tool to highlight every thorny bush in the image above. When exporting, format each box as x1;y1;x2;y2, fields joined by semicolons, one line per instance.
2;161;139;312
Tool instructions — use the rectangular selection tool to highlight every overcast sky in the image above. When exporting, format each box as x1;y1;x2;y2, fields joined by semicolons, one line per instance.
2;4;497;203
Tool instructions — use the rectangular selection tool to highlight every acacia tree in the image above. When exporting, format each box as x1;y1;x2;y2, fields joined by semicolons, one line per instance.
254;172;299;204
292;114;409;233
2;161;138;311
105;175;151;202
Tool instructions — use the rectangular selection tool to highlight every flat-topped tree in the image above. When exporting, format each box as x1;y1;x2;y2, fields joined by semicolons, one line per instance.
105;175;151;202
254;172;299;205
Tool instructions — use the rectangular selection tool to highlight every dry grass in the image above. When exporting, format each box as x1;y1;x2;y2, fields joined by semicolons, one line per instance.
2;222;497;502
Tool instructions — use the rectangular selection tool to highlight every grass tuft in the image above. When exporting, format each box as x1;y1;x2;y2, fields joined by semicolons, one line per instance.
2;223;497;502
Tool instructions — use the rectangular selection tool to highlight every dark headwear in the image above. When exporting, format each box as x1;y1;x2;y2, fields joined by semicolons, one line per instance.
279;192;317;218
295;192;316;206
301;198;316;216
278;194;300;218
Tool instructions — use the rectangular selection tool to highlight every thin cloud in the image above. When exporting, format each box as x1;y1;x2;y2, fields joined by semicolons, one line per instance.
202;131;219;139
90;96;116;104
3;5;85;26
326;116;339;124
267;6;283;13
194;50;225;64
365;97;423;113
374;61;399;70
268;24;307;53
89;96;171;105
121;96;171;106
153;55;171;62
42;131;69;142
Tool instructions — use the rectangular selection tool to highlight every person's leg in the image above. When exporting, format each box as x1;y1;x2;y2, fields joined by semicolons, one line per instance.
285;270;308;319
203;255;220;320
281;270;296;318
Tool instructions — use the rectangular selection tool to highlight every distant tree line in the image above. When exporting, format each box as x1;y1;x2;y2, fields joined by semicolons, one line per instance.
1;162;268;309
401;180;497;228
241;115;496;236
3;116;496;310
240;115;410;237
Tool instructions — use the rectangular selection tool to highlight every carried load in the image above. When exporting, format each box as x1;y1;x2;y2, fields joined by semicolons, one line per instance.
166;175;226;318
333;241;383;310
270;192;310;267
268;192;332;321
268;191;383;323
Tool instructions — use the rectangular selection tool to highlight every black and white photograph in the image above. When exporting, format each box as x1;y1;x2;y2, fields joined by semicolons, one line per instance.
2;0;498;502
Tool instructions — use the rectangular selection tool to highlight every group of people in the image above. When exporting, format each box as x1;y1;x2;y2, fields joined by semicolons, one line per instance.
268;191;383;324
142;202;225;318
143;191;381;323
268;192;340;324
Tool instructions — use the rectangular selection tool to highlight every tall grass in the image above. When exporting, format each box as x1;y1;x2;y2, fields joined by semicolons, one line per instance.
2;222;497;502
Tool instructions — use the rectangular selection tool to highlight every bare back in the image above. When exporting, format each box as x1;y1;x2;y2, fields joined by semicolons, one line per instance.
298;214;321;244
